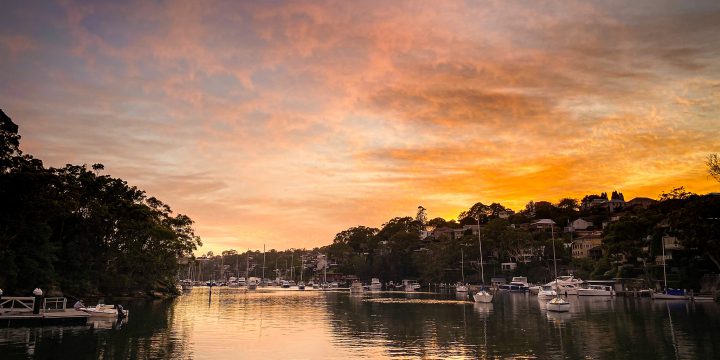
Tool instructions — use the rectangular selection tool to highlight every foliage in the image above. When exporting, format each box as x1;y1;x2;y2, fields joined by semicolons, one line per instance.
708;153;720;182
0;110;201;296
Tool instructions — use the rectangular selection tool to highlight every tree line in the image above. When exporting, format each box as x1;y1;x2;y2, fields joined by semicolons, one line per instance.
0;110;201;297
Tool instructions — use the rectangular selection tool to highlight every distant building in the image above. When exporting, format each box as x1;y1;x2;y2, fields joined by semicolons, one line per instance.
501;262;517;271
656;236;684;264
531;219;556;230
572;231;603;260
627;197;657;209
566;218;593;232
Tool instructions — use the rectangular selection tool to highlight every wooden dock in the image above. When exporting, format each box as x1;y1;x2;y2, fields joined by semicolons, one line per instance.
0;296;90;327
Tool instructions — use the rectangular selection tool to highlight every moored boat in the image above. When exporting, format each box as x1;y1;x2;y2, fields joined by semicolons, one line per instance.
350;281;364;294
578;284;615;296
80;304;129;318
546;297;571;312
370;278;382;291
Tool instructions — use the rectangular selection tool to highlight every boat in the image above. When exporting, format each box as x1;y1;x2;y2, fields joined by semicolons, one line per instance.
473;218;493;303
80;304;129;318
370;278;382;291
652;237;690;301
547;297;571;312
546;221;570;312
537;285;558;300
350;281;364;294
498;277;530;292
578;284;615;296
180;279;193;290
456;248;469;293
298;281;306;290
247;278;258;290
281;280;290;288
238;277;247;287
228;277;239;287
402;280;421;292
330;282;339;288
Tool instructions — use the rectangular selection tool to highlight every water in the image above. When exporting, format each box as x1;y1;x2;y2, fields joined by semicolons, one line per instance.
1;288;719;359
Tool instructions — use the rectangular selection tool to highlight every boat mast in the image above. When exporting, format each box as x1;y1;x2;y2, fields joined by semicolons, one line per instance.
291;251;294;282
478;217;485;284
461;248;465;284
551;224;559;292
300;256;304;282
661;236;668;290
246;248;250;281
262;244;266;284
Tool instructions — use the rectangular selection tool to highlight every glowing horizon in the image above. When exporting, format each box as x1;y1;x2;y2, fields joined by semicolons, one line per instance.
1;1;718;254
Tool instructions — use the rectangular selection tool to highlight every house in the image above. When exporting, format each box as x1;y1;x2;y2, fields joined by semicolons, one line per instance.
498;210;515;219
531;219;556;230
656;236;684;264
626;197;657;209
572;231;603;260
566;218;593;232
501;262;517;271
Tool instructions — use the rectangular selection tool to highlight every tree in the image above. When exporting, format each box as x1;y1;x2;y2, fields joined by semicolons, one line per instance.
458;202;491;225
708;153;720;182
659;186;695;201
415;206;427;227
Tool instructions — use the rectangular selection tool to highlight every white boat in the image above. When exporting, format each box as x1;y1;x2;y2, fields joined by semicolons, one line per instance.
80;304;129;318
578;284;615;296
499;277;530;292
370;278;382;291
402;280;421;292
281;280;290;288
473;217;493;303
547;297;571;312
537;285;558;300
247;279;258;290
546;221;571;313
180;279;193;290
457;248;468;293
228;277;239;287
330;282;339;288
350;281;364;294
298;281;305;290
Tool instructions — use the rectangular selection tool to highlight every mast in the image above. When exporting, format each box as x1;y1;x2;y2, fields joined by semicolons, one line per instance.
300;256;304;282
291;251;294;282
552;224;559;292
262;244;266;285
461;248;465;284
661;237;668;291
478;217;485;284
246;248;250;281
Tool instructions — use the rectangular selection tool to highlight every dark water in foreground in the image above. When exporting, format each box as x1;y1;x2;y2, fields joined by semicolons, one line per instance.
1;287;719;359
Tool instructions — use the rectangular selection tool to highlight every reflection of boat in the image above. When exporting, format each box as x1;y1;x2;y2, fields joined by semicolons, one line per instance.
402;280;421;292
80;304;129;318
473;218;493;303
546;222;570;313
472;302;494;317
578;285;615;296
370;278;382;291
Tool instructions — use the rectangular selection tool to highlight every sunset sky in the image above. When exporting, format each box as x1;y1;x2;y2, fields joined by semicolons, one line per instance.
1;1;719;254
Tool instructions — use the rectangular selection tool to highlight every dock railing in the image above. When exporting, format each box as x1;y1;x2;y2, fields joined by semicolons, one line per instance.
0;297;35;313
42;297;67;312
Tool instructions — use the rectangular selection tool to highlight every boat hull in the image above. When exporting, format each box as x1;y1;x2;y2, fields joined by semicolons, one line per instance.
473;291;493;303
546;301;571;312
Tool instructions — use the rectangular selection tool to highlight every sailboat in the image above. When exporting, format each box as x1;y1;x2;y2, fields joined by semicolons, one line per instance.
546;222;571;312
298;256;305;290
473;218;493;303
246;249;258;290
456;248;468;293
652;236;688;300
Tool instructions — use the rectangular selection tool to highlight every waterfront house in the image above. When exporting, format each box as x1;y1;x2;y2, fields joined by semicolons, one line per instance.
572;231;603;260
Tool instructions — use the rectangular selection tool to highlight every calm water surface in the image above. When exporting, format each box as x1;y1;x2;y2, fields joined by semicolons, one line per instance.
1;287;719;359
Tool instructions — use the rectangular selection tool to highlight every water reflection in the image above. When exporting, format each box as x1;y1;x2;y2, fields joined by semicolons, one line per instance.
0;289;719;359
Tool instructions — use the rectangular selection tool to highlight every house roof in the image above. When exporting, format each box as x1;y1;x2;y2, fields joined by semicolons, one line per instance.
532;219;556;225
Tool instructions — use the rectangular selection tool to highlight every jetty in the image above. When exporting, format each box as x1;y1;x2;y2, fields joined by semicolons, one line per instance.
0;296;90;326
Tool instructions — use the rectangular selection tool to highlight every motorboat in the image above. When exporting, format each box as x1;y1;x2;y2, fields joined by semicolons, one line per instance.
247;279;258;290
401;280;421;292
578;284;615;296
456;282;468;293
498;277;530;292
281;280;290;288
238;277;247;287
329;282;339;288
180;279;193;290
80;304;129;318
537;285;558;300
546;297;571;312
370;278;382;291
228;277;239;287
298;281;306;290
473;287;493;303
350;281;364;294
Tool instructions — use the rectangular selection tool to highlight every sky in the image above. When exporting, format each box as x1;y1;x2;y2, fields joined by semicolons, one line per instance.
1;0;719;254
